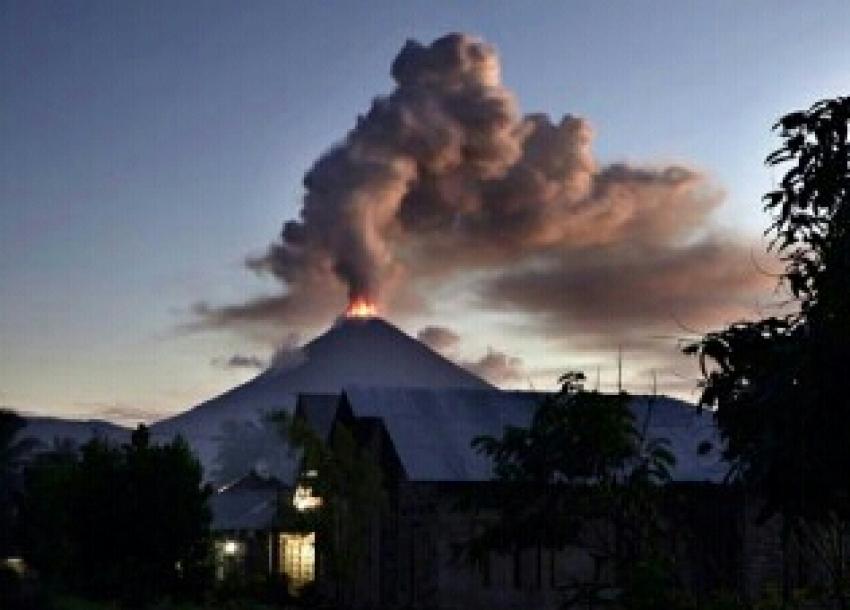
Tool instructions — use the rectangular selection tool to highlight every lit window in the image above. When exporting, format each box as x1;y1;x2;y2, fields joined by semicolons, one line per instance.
213;539;246;581
280;532;316;592
293;484;322;512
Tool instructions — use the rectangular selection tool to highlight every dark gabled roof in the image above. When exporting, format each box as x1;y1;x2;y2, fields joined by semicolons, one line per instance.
339;387;726;484
341;387;544;482
294;393;340;442
210;470;290;531
219;469;287;493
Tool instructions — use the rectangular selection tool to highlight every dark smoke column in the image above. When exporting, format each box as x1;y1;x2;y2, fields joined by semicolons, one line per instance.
252;33;523;307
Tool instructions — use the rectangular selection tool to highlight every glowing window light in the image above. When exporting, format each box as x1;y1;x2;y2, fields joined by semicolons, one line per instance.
293;484;322;512
223;540;239;556
280;532;316;593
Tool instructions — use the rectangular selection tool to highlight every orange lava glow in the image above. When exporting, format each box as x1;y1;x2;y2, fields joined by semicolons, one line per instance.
345;298;378;318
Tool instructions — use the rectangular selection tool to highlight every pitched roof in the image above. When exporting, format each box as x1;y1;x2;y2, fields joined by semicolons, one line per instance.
338;387;725;483
210;470;289;531
294;393;340;442
341;387;541;482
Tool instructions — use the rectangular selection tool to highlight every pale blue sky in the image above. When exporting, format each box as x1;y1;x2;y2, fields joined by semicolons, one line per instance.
2;1;848;421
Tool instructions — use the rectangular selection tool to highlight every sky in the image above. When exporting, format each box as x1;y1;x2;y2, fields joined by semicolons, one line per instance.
2;1;849;424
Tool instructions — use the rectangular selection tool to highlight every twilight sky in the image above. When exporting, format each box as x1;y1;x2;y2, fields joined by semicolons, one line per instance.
2;1;849;424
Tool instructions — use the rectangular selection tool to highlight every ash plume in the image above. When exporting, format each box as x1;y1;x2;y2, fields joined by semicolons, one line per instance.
248;33;521;306
196;33;770;344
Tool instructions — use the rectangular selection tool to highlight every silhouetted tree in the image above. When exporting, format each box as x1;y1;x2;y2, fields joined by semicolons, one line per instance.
0;409;36;558
20;425;213;606
471;373;676;608
686;96;850;606
274;412;386;601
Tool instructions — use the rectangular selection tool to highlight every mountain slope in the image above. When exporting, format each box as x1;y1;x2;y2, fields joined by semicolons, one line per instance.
151;317;490;482
18;415;130;450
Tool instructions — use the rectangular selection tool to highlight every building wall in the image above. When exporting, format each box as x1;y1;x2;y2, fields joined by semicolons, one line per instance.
327;481;787;610
393;482;602;610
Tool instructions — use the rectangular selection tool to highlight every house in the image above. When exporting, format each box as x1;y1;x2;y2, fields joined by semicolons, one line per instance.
209;469;292;584
291;387;784;609
210;386;786;609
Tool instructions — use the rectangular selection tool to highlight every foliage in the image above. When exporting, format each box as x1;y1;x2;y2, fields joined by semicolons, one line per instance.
686;96;850;603
0;409;37;556
273;411;386;587
48;595;279;610
471;372;676;608
20;426;213;607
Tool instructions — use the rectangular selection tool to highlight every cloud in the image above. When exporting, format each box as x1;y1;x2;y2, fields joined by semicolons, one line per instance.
483;238;774;349
212;354;267;370
416;325;527;387
417;325;460;353
461;348;526;385
72;402;163;425
192;32;772;358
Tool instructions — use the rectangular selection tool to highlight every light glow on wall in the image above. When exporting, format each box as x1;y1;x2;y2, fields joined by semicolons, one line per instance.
280;532;316;593
293;484;322;512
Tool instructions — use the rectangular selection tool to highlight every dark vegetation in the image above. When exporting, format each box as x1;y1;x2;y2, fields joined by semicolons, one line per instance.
2;424;214;609
274;412;386;596
686;96;850;608
471;373;683;608
1;409;36;559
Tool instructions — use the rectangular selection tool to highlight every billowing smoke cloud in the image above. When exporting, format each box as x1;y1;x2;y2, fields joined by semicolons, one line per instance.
196;33;770;348
417;325;460;354
416;324;527;387
484;239;773;348
242;33;522;309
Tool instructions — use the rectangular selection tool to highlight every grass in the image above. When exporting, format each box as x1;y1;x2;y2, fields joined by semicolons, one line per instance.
52;596;282;610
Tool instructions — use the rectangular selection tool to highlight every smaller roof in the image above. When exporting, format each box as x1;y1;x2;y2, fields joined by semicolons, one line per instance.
210;470;289;531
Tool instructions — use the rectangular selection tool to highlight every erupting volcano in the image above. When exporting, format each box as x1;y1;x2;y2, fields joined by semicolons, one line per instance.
345;298;378;318
149;315;491;483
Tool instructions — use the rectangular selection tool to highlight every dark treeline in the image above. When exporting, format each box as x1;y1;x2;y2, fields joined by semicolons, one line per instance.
2;421;212;609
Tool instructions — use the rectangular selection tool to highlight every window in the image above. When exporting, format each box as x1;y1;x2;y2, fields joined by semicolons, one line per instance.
293;484;322;512
213;538;246;581
279;532;316;592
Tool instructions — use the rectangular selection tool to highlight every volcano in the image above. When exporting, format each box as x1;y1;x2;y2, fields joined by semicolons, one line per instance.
150;317;490;482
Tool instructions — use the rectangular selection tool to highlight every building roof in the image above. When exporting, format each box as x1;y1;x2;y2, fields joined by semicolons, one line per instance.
210;470;289;531
334;387;725;484
294;393;339;442
341;387;541;482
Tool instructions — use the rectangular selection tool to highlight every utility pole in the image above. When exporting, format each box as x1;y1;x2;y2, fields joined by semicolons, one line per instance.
617;345;623;393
